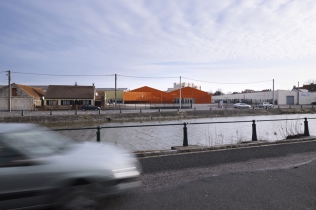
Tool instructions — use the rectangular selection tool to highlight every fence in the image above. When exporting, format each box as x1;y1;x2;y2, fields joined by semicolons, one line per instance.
53;117;316;147
103;103;192;110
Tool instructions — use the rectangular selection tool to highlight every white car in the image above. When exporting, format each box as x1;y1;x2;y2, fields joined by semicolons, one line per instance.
0;124;141;210
233;103;251;109
258;102;273;108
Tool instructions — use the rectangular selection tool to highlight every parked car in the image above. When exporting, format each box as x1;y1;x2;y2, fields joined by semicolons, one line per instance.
233;103;251;109
0;124;141;210
258;102;273;108
81;104;101;111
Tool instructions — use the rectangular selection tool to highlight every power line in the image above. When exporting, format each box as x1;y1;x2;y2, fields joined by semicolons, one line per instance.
11;71;115;77
274;81;294;86
7;71;273;85
118;74;178;79
182;77;272;85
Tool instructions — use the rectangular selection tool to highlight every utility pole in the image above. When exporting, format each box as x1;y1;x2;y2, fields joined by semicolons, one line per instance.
272;79;274;106
7;70;11;112
115;74;117;110
180;76;182;109
297;81;299;105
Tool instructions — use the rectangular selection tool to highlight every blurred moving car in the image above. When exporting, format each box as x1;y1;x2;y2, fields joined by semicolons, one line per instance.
0;124;141;210
233;103;251;109
81;104;101;111
258;102;273;108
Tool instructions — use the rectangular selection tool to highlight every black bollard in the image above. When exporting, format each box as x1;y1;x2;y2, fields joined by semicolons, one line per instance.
304;118;310;136
183;123;188;146
96;126;101;142
140;109;142;113
301;105;302;108
21;110;24;116
99;109;101;114
159;108;161;112
50;110;52;115
75;110;77;115
252;120;257;141
120;109;122;113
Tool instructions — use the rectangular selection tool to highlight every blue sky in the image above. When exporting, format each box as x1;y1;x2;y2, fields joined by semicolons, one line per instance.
1;0;316;93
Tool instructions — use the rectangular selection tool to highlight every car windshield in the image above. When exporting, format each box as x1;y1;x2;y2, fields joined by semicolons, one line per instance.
0;130;74;157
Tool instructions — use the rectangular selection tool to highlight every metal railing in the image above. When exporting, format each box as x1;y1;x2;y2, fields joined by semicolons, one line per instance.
53;117;316;147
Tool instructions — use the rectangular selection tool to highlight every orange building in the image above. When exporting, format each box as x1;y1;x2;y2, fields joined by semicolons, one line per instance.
169;87;212;104
123;86;211;104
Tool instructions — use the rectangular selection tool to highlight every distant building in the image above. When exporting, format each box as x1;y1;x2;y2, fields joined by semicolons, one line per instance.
0;83;45;110
44;85;96;110
123;86;211;104
300;84;316;92
212;89;316;105
167;82;201;92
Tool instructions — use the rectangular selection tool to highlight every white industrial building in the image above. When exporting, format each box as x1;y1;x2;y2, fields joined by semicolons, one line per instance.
212;90;316;105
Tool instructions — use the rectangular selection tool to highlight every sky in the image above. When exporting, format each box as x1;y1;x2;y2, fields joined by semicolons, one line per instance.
1;0;316;94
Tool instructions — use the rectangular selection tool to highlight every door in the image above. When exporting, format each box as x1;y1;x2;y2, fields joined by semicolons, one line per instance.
286;96;294;105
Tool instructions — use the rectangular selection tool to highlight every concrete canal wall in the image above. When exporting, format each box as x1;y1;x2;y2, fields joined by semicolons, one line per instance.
0;108;314;123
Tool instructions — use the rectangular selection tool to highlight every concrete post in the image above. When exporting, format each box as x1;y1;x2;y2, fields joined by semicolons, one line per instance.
252;120;257;141
96;126;101;142
183;123;188;146
304;118;310;136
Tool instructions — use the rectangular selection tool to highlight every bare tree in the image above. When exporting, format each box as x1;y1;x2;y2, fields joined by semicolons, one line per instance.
304;79;316;85
213;89;224;96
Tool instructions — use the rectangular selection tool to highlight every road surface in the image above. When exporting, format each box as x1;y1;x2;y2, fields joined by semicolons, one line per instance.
99;151;316;210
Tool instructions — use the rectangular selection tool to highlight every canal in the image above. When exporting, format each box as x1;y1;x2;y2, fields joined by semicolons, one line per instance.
44;113;316;152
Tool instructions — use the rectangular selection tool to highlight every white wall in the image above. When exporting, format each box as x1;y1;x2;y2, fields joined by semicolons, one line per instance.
299;92;316;104
213;90;316;105
212;91;274;102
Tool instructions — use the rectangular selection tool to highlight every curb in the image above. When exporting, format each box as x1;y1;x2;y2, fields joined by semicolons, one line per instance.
134;136;316;158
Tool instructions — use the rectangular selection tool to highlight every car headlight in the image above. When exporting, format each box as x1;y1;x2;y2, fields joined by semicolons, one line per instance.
112;167;140;179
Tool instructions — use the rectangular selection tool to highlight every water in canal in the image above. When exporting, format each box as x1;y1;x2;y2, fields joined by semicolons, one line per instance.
45;114;316;152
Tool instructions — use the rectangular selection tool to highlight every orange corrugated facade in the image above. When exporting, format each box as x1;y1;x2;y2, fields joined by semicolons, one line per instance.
169;87;212;104
123;86;212;104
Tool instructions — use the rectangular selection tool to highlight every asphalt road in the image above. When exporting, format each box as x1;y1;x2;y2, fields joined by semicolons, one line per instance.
98;149;316;210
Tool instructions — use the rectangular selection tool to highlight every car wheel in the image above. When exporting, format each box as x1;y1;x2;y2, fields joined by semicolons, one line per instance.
56;184;100;210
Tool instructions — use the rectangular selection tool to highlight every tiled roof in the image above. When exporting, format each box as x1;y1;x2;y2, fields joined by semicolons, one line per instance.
16;84;45;98
45;85;95;99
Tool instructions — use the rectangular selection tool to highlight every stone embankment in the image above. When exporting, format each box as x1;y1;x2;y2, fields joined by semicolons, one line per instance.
0;108;314;123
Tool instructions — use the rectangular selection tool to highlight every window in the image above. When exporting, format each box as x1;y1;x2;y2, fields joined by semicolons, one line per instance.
0;144;29;167
62;100;71;105
49;100;58;105
12;88;17;96
83;100;90;105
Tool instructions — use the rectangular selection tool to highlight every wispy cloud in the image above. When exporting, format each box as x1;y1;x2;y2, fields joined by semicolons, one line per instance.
0;0;316;92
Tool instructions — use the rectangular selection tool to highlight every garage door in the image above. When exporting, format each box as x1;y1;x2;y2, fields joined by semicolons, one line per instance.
286;96;294;105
